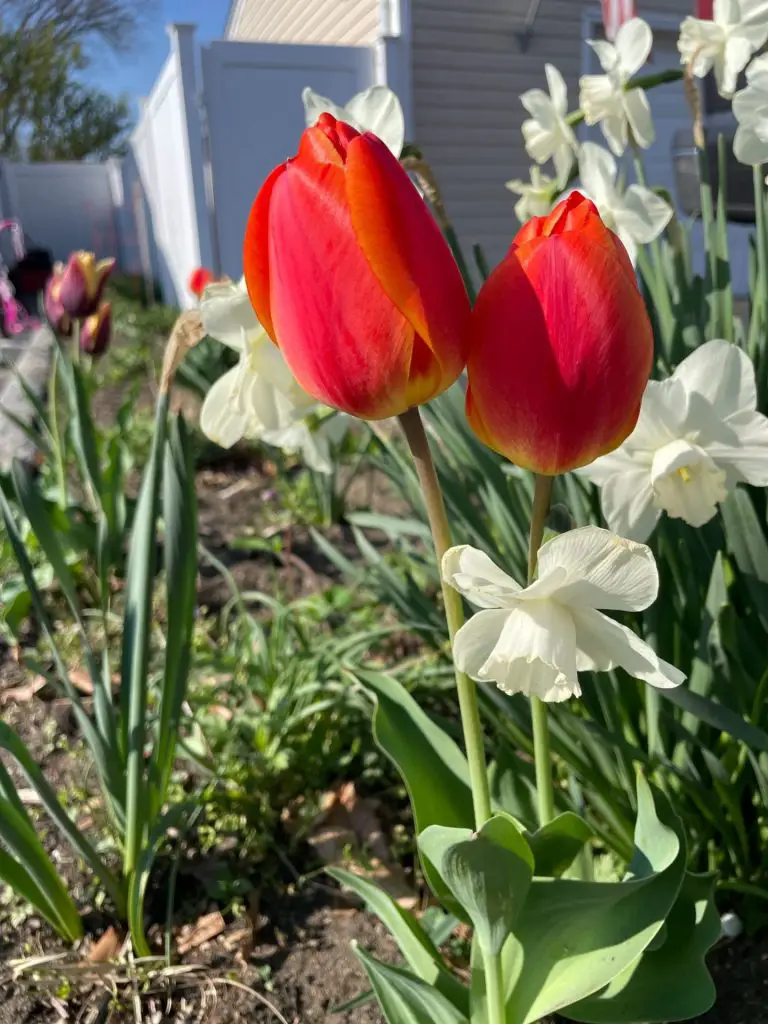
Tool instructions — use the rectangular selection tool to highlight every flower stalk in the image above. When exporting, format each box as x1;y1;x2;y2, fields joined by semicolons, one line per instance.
399;405;505;1024
528;474;556;827
399;406;492;826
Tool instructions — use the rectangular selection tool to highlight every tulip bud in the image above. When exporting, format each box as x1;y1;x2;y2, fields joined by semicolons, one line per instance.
243;114;471;420
58;251;115;319
188;266;215;298
466;192;653;474
43;269;72;337
80;302;112;357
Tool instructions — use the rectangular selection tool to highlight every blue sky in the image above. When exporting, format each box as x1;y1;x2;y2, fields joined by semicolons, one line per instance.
82;0;230;107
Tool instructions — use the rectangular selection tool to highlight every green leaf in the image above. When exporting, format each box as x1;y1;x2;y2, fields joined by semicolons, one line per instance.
419;813;533;956
0;796;83;942
0;723;126;917
149;415;197;821
121;393;169;878
721;488;768;631
526;812;595;878
354;946;469;1024
504;776;687;1024
564;872;719;1022
127;800;193;956
56;343;104;502
327;867;468;1014
353;669;474;917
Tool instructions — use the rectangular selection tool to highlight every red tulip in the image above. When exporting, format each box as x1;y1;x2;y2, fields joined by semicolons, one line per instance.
466;192;652;475
189;266;214;297
243;114;471;420
58;251;114;319
80;302;112;356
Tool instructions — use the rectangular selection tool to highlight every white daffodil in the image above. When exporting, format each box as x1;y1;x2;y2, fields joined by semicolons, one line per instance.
443;527;684;703
580;340;768;542
199;278;343;473
302;84;405;156
505;166;559;224
579;17;655;156
520;64;578;188
678;0;768;99
577;142;673;264
733;53;768;173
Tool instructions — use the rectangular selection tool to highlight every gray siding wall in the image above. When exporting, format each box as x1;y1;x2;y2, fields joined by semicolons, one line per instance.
411;0;693;269
227;0;380;45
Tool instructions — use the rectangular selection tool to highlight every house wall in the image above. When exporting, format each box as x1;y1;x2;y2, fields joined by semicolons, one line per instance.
227;0;380;45
411;0;693;271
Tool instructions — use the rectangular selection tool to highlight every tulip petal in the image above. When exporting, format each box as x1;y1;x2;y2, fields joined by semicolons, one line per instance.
344;132;470;396
264;157;415;419
572;607;685;688
467;229;651;474
536;525;659;612
244;163;287;342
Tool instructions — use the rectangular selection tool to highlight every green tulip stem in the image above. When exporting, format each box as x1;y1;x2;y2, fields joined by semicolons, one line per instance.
400;405;505;1024
399;406;492;827
528;474;556;827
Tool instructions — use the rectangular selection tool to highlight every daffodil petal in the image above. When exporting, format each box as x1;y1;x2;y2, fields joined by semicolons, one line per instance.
536;525;659;612
442;545;522;609
572;607;685;688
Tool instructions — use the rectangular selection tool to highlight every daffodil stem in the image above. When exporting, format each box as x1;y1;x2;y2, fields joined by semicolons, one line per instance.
400;406;503;1024
399;406;492;827
528;474;556;827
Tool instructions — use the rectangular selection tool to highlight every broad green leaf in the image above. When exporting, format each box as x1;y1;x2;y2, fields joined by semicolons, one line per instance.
354;669;473;916
505;776;686;1024
419;813;533;956
327;867;468;1014
526;812;595;878
354;946;469;1024
564;872;719;1022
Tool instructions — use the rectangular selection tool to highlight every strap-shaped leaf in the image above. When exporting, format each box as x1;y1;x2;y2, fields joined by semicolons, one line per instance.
0;723;125;917
354;946;469;1024
121;393;169;878
0;796;83;941
328;867;468;1014
149;415;197;821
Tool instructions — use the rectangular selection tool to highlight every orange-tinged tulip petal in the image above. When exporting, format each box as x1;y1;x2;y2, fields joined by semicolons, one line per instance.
344;132;469;387
466;192;652;475
243;114;471;419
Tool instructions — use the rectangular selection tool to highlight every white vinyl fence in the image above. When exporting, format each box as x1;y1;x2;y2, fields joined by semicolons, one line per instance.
0;20;402;308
